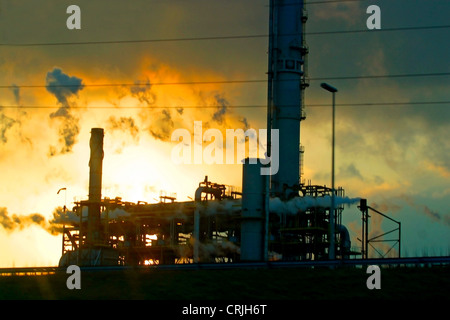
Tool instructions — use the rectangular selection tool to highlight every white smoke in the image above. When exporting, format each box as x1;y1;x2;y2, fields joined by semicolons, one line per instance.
177;238;241;261
203;199;242;215
200;195;360;215
105;208;130;220
269;195;361;214
199;240;241;258
50;206;83;225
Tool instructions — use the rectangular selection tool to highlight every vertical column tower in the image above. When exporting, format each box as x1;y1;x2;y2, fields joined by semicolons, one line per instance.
241;159;266;261
267;0;307;198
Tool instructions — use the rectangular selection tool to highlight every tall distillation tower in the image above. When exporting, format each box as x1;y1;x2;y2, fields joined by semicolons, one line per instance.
267;0;308;199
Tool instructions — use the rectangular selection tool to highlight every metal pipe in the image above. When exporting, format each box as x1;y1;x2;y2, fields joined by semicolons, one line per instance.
365;208;369;258
320;83;338;260
264;0;275;262
331;90;336;260
337;224;351;259
193;207;200;263
193;185;222;263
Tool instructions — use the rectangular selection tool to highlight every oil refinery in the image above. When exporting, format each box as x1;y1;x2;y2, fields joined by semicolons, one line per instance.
58;0;400;267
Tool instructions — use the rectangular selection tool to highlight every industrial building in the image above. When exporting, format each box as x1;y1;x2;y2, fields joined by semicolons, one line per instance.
58;0;399;267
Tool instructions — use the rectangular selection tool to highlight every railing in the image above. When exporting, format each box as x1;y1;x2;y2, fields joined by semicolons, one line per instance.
1;256;449;276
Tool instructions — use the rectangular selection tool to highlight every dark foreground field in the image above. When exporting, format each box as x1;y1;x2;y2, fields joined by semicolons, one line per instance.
0;265;448;300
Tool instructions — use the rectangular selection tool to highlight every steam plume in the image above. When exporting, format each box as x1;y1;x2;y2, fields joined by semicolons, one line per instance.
204;199;241;215
0;207;47;233
105;208;131;220
107;116;139;139
0;206;86;236
0;113;17;144
46;68;84;155
11;84;20;105
46;68;84;106
399;194;449;226
269;195;361;214
178;238;240;261
212;93;228;124
149;109;174;141
129;79;155;106
372;195;450;227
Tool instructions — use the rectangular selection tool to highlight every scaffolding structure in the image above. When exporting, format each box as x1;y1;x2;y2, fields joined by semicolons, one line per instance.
60;178;243;266
358;199;401;259
60;179;365;266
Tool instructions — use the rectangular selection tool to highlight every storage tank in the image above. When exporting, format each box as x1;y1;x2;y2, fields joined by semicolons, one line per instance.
240;158;266;261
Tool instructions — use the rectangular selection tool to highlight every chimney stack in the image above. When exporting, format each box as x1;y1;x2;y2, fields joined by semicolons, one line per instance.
87;128;104;246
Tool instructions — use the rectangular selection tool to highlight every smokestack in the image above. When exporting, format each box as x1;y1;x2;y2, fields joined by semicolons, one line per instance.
88;128;104;246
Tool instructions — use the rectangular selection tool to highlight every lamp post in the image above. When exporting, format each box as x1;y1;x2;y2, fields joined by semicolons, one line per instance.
320;83;338;261
57;187;67;212
57;187;67;257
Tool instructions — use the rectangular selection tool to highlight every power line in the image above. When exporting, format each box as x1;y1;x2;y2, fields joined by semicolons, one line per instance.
0;25;448;47
1;72;448;90
310;72;450;81
307;0;368;4
1;101;448;110
268;0;386;7
307;101;450;107
308;25;450;35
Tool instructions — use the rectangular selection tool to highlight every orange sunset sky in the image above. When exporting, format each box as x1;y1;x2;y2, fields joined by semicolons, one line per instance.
0;0;449;267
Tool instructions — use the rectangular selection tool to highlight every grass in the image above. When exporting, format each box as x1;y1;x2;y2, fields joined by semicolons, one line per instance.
0;265;448;300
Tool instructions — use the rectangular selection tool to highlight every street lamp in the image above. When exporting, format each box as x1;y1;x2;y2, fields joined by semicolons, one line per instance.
320;83;338;261
57;187;67;212
57;187;67;257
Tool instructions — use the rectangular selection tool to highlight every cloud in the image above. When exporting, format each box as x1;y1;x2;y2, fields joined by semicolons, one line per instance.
370;201;402;215
339;163;364;181
310;2;362;25
423;161;450;179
